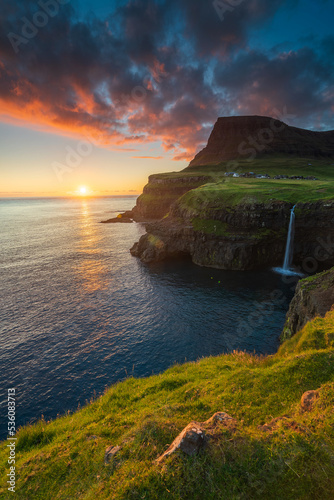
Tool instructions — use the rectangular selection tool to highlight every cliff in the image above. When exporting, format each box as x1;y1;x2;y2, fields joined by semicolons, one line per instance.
131;193;334;269
131;174;213;220
189;115;334;167
282;267;334;341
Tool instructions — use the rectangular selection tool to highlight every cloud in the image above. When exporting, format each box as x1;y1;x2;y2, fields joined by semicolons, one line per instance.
132;156;163;159
177;0;296;59
0;0;332;163
214;38;334;129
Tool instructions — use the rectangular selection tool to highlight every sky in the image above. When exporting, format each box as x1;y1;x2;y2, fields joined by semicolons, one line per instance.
0;0;333;196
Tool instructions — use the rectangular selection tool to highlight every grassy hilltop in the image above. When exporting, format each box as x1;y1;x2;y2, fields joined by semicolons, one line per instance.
1;302;334;499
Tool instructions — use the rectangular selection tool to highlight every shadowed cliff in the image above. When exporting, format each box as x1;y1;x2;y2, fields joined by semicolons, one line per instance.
189;116;334;167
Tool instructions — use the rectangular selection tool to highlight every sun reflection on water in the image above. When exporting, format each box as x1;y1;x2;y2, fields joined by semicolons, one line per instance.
75;200;109;292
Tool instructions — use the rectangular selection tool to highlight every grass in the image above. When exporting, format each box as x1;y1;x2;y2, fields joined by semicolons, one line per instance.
183;156;334;181
1;310;334;499
178;178;334;212
300;268;334;291
191;218;231;236
146;157;334;185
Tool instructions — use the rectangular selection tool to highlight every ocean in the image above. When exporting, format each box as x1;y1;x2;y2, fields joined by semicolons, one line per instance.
0;196;295;438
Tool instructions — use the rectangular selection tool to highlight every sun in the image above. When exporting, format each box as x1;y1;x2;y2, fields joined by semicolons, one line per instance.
79;186;87;195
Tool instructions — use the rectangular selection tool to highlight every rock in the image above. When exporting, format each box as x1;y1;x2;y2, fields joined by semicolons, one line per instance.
156;412;236;463
132;175;212;220
282;268;334;340
104;445;121;464
203;412;235;426
86;435;99;441
100;216;133;224
156;422;206;462
100;210;136;223
301;390;319;411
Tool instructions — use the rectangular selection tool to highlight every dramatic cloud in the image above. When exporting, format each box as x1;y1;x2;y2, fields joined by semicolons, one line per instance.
214;39;334;129
0;0;333;161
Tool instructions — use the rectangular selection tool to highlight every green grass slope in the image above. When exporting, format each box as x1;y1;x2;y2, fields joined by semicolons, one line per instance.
1;311;334;499
178;177;334;213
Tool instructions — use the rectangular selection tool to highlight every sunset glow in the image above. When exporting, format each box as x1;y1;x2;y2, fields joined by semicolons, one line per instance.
0;0;333;197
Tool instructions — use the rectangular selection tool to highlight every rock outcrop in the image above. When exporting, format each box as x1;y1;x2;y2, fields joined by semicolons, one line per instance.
189;115;334;167
156;412;236;462
104;445;121;464
156;422;206;461
101;211;134;223
282;267;334;340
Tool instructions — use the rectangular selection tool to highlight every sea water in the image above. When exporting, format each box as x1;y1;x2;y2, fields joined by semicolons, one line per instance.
0;197;296;437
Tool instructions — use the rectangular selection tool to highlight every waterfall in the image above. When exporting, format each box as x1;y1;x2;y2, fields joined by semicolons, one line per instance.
273;204;302;277
282;204;296;271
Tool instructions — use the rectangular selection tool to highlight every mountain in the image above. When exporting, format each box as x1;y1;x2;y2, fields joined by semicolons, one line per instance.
189;115;334;167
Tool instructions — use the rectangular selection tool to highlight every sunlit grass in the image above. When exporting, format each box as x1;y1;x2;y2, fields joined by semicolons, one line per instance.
1;309;334;499
178;177;334;211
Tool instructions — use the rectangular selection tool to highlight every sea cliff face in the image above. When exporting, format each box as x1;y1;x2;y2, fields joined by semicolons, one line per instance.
282;267;334;341
130;199;334;270
132;174;212;220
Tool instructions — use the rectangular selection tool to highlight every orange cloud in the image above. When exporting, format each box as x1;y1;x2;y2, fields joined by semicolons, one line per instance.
131;155;163;159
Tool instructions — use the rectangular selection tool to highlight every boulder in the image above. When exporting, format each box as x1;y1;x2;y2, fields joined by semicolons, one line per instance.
203;411;236;427
156;422;206;462
301;390;319;411
156;412;236;462
104;445;121;464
